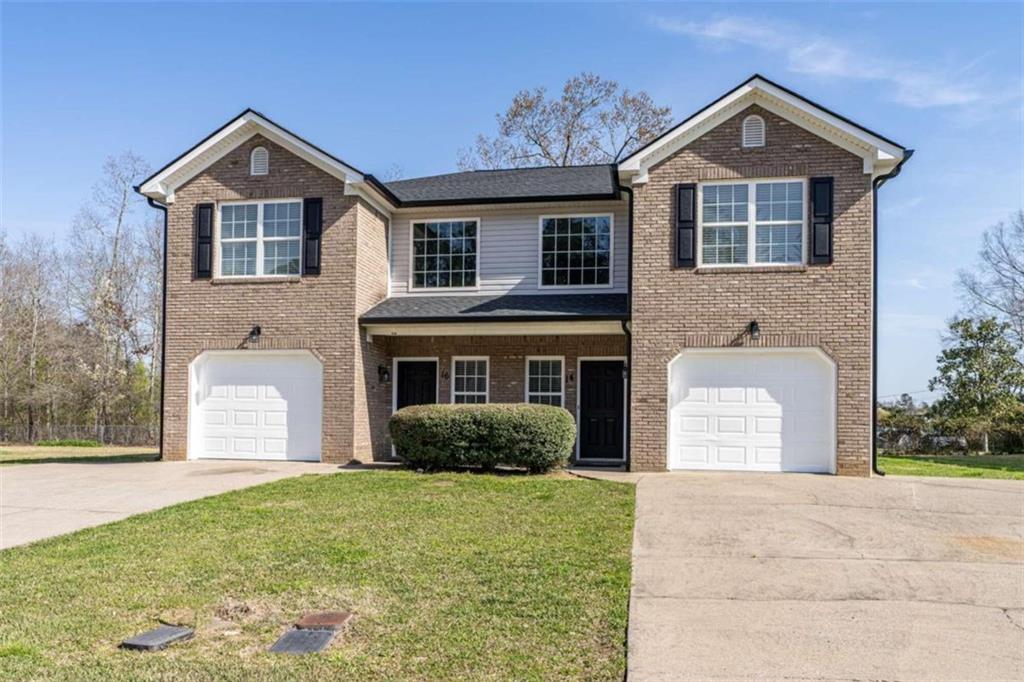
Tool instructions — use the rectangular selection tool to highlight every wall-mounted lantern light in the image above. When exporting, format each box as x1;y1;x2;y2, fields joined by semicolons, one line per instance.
566;369;575;385
749;320;760;341
378;365;391;384
247;325;262;344
440;368;450;381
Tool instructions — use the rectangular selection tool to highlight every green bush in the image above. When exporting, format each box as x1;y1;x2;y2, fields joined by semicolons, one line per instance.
389;403;576;473
34;439;101;448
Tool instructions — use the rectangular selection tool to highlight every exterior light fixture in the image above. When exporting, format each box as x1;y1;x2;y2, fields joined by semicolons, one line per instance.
247;325;262;344
440;368;450;381
566;369;575;384
749;320;760;341
378;365;391;384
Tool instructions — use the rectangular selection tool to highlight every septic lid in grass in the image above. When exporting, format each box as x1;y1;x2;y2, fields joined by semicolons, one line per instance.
269;628;335;654
120;625;194;651
295;611;353;631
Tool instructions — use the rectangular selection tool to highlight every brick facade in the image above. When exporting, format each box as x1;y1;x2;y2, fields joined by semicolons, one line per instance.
163;134;386;463
629;105;873;475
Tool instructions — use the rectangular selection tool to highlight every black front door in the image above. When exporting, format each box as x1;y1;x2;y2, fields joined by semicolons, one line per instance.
578;360;625;461
395;361;437;410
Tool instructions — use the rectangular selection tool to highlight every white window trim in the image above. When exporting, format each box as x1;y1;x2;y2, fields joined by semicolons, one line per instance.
407;217;482;292
524;355;565;407
250;146;269;175
741;115;766;148
451;356;489;404
697;178;807;268
215;199;303;279
537;213;615;290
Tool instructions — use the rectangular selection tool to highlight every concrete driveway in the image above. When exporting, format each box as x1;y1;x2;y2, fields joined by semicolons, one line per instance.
0;460;340;549
628;473;1024;681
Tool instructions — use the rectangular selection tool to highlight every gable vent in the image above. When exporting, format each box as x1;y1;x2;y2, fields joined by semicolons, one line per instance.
741;115;765;148
250;146;269;175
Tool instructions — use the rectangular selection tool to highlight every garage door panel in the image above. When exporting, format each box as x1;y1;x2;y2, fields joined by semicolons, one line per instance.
190;352;322;462
669;351;835;473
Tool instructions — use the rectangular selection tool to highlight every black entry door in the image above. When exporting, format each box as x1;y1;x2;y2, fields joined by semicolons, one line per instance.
578;360;625;461
396;361;437;410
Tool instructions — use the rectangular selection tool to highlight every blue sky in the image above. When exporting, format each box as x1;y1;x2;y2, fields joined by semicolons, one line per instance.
2;2;1021;400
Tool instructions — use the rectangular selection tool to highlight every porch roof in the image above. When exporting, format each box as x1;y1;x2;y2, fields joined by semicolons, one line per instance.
359;293;628;324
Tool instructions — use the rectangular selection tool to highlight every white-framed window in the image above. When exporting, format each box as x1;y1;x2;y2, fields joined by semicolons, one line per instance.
410;219;479;289
218;200;302;277
699;180;805;267
452;357;488;404
539;214;613;287
250;146;269;175
742;115;765;148
525;356;564;406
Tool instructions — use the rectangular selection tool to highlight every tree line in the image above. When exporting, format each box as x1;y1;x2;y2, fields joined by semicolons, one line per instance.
0;153;161;444
879;211;1024;454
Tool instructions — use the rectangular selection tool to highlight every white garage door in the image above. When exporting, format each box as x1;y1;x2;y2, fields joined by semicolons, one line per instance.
668;350;835;473
189;351;322;461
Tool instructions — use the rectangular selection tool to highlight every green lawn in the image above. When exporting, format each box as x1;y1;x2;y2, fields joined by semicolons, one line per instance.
0;445;158;466
0;471;634;681
879;453;1024;480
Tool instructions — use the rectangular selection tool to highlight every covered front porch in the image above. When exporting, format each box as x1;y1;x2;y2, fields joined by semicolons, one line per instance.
360;293;629;466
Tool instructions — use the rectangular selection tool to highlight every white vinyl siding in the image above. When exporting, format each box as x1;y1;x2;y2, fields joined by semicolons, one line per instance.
389;200;627;296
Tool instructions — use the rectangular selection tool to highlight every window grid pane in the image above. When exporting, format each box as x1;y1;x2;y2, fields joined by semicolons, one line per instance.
221;241;256;276
412;221;477;289
702;226;748;265
453;359;487;404
263;239;301;275
700;181;805;266
263;202;301;237
220;201;302;277
527;359;563;406
541;216;611;287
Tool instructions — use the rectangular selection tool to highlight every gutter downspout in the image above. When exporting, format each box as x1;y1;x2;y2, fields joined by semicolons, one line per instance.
144;195;169;461
870;149;914;476
617;179;634;471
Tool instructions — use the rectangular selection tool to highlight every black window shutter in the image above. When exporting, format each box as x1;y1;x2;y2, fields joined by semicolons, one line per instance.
303;198;323;275
809;177;834;265
675;183;697;268
193;203;213;279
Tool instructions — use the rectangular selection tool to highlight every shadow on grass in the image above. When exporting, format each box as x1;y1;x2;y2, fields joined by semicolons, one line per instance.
884;454;1024;473
0;452;160;466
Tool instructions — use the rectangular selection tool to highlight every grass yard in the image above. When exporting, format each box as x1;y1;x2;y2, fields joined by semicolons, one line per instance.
879;453;1024;480
0;445;158;466
0;471;635;681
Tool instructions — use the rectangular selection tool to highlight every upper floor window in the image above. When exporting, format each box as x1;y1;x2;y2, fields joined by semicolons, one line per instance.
539;214;612;287
699;180;805;267
411;219;478;289
250;146;269;175
219;200;301;277
742;115;765;148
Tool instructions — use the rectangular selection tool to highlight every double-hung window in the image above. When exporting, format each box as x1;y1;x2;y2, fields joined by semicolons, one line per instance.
411;219;478;289
699;180;805;266
219;200;302;277
540;215;612;287
526;357;564;406
452;357;488;404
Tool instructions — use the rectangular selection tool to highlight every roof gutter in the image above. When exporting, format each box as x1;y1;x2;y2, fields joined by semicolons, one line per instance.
617;177;634;472
870;149;914;476
143;194;169;462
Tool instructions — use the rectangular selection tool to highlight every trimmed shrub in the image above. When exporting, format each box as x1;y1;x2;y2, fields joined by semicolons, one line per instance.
389;403;576;473
34;439;101;448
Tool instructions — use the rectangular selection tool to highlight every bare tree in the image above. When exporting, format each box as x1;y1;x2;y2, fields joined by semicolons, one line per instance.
958;210;1024;348
459;72;672;170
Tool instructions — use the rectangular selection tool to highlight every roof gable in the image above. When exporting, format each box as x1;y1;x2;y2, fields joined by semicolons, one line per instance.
619;75;907;182
137;109;367;204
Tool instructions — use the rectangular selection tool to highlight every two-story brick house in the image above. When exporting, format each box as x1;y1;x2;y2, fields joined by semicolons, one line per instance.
137;75;910;475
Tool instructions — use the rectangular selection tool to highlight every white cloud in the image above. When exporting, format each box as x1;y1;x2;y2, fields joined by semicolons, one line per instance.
653;16;986;109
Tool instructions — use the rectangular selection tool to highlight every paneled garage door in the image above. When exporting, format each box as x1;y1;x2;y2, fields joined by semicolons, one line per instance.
668;349;835;473
189;351;322;461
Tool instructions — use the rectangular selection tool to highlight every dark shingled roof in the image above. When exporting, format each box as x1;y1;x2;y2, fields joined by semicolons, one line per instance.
360;294;628;324
381;165;619;206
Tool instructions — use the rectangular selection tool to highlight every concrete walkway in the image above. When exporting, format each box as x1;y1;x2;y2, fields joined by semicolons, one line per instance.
623;472;1024;681
1;460;341;549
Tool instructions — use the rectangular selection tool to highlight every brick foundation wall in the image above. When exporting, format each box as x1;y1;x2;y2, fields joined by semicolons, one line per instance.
630;105;873;475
